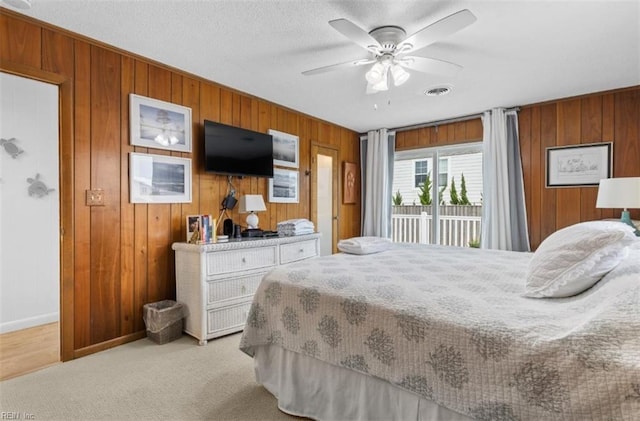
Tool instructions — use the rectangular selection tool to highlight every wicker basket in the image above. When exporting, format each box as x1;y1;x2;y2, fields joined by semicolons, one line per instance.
143;300;185;345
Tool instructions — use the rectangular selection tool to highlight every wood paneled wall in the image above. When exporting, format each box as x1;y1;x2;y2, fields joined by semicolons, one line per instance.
0;9;360;359
396;87;640;251
520;87;640;249
395;118;483;149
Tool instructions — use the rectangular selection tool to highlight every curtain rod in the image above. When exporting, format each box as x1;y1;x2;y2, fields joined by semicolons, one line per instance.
390;107;520;133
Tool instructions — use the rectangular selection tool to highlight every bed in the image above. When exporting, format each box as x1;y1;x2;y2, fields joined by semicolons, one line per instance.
240;221;640;420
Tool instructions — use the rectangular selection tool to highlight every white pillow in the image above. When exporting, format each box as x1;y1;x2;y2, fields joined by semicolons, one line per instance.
524;221;637;298
337;236;392;255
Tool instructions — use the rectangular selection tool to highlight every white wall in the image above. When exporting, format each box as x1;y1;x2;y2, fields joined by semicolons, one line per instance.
0;73;60;333
392;153;483;206
317;154;333;256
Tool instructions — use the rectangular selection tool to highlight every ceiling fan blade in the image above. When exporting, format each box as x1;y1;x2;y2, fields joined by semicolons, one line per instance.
399;56;463;77
329;18;382;52
302;58;374;76
398;9;476;53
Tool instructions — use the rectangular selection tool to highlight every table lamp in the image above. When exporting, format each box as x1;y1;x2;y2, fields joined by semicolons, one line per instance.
239;194;267;229
596;177;640;236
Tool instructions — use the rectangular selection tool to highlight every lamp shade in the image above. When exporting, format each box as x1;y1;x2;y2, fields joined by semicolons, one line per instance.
371;68;389;91
391;64;410;86
596;177;640;209
239;194;266;213
365;63;385;84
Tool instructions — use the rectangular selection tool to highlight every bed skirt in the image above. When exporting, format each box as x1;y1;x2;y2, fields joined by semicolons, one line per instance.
253;345;474;421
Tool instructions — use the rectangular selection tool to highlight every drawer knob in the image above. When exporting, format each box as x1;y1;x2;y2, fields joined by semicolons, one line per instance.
299;248;304;252
242;257;246;263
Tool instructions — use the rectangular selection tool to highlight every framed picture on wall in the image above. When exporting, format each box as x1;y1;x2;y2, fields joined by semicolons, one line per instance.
269;168;299;203
343;161;357;204
545;142;612;187
130;94;192;153
269;129;299;168
129;152;192;203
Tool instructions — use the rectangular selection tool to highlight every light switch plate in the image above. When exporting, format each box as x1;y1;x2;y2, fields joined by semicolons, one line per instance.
86;189;105;206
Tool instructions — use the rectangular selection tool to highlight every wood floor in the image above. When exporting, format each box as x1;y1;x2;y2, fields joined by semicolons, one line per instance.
0;322;60;381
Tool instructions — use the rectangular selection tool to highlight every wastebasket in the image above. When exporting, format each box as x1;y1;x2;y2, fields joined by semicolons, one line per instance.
143;300;185;344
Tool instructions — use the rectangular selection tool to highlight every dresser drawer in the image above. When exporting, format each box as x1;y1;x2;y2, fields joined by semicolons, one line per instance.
206;246;277;276
280;239;318;264
207;301;252;336
207;272;265;306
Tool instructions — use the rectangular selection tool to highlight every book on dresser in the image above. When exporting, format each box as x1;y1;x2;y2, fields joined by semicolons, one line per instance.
186;214;216;244
172;233;321;345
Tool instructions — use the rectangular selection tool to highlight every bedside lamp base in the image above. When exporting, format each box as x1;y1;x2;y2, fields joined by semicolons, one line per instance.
620;209;640;236
246;212;259;230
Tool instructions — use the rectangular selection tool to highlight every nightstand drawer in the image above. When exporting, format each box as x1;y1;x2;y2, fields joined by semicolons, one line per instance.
207;273;265;306
207;301;252;336
206;246;277;275
280;239;319;264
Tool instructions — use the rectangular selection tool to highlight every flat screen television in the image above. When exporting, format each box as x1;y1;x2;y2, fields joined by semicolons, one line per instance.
203;120;274;178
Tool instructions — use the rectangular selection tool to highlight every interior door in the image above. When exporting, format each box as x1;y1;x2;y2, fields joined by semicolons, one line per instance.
311;144;339;255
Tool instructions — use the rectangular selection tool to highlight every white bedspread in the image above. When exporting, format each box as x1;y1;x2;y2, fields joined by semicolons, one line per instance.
240;243;640;420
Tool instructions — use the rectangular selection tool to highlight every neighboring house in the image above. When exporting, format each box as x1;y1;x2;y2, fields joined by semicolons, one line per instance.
392;152;483;206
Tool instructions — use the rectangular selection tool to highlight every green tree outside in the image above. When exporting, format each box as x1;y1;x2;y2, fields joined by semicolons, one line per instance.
438;183;447;205
449;177;460;205
418;172;432;205
459;173;471;205
392;190;403;205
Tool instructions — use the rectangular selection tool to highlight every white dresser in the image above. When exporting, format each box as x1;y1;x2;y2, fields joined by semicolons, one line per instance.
172;233;321;345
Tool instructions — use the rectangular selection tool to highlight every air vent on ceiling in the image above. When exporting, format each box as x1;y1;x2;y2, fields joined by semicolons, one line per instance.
424;86;452;96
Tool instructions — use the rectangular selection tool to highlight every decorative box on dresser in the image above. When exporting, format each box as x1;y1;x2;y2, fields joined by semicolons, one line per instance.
172;233;321;345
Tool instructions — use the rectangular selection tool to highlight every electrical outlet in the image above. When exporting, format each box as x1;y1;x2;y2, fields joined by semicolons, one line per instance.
86;189;105;206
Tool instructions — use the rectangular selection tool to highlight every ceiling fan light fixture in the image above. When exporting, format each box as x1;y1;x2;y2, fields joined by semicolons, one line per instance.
365;62;385;84
390;64;410;86
372;70;389;91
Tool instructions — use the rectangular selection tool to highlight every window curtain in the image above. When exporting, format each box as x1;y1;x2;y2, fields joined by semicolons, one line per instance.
481;108;530;251
360;129;395;238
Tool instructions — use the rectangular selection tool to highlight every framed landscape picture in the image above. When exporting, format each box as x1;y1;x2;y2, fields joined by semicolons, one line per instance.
546;142;612;187
269;168;299;203
130;94;192;153
129;152;192;203
269;129;299;169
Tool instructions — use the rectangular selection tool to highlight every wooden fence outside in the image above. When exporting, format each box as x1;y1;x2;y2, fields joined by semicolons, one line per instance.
391;208;482;247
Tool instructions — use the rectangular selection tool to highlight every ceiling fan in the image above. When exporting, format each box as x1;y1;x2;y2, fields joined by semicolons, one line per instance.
302;9;476;93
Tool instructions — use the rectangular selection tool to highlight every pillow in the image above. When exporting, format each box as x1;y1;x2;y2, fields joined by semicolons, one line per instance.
337;236;392;255
524;221;637;298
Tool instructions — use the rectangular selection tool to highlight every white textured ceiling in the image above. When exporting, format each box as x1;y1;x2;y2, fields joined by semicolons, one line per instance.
7;0;640;133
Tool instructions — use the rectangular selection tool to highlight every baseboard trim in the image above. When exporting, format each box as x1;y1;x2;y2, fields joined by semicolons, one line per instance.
73;331;147;359
0;313;59;334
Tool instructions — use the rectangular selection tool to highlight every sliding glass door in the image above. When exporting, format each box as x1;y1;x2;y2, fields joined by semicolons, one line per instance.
392;143;483;247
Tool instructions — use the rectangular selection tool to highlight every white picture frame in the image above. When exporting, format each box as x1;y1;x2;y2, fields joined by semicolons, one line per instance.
546;142;612;187
269;168;299;203
130;93;192;153
129;152;192;203
269;129;299;169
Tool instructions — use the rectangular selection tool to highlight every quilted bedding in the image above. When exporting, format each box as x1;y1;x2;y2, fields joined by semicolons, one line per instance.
240;243;640;420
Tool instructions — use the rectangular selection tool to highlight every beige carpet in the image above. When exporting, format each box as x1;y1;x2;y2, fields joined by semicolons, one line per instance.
0;333;302;421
